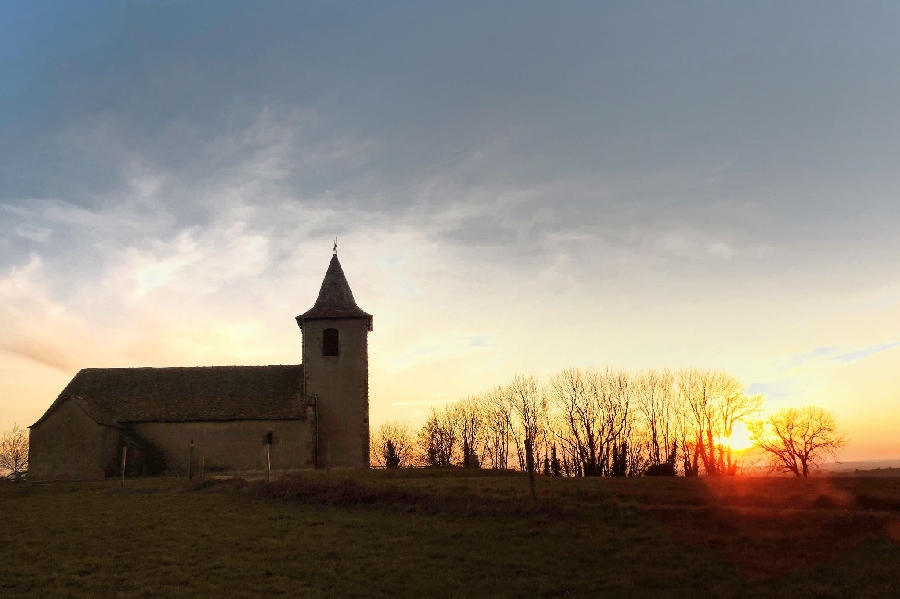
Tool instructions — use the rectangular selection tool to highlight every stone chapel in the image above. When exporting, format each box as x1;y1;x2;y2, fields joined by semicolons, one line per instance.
28;251;372;481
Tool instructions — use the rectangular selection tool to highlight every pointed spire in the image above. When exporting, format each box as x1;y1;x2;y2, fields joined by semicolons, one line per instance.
296;253;373;330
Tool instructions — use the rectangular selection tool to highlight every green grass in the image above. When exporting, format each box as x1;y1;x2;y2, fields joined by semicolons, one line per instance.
1;471;898;598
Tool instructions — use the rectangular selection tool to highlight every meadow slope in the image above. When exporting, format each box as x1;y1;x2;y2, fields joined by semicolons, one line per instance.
0;471;898;598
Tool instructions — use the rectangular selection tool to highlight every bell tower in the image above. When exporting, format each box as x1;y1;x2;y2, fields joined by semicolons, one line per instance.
296;248;373;468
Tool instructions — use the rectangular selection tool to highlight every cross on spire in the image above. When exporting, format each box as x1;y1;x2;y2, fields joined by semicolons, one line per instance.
333;237;338;255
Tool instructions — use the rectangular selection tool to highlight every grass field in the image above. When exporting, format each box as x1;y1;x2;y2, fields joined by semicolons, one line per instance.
1;471;898;598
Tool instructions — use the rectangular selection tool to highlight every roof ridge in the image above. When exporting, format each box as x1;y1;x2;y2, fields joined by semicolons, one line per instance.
31;364;306;427
79;364;302;371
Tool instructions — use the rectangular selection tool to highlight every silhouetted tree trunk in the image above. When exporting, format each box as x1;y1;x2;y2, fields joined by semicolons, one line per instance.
384;440;401;468
550;444;562;477
611;441;628;476
525;438;536;503
506;375;547;504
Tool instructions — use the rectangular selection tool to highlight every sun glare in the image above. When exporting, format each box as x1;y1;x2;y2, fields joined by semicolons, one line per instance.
724;421;754;451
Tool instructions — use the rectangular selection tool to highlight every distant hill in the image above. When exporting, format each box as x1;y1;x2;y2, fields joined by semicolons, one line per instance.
819;459;900;477
734;453;900;477
827;467;900;478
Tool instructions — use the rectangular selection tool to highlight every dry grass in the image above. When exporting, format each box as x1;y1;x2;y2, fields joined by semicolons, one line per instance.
0;471;898;598
603;476;900;578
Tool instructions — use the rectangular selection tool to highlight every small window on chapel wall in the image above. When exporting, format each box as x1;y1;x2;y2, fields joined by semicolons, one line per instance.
323;328;339;356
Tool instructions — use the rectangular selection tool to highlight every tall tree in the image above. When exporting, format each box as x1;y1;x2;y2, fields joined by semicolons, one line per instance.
634;369;676;467
482;387;514;469
717;377;763;475
678;368;722;475
548;367;599;476
455;396;485;468
678;369;761;475
505;375;547;503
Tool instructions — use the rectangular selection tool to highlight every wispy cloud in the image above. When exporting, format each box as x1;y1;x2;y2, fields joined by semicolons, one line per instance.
386;333;496;373
834;342;900;364
778;342;900;371
3;338;74;373
779;346;840;370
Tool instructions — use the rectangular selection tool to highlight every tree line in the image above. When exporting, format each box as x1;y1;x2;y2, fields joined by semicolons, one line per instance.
0;371;846;481
371;367;846;478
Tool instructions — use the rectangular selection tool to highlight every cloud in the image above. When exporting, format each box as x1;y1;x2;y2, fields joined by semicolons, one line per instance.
386;333;496;373
0;109;526;382
2;338;74;373
653;230;738;262
14;226;52;243
780;346;840;370
707;242;734;259
778;342;900;372
834;342;900;364
114;223;272;299
0;254;96;372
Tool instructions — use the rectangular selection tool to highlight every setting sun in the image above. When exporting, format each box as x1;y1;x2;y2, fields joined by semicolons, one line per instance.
723;421;755;452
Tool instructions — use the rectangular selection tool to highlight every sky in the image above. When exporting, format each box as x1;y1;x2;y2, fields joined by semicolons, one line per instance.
1;1;899;460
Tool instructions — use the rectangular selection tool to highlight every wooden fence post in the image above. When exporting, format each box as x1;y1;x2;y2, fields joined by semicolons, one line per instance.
121;446;127;487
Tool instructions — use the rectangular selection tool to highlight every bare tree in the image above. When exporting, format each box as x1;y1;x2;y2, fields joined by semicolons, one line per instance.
678;368;722;475
634;369;676;467
455;396;485;468
482;387;514;469
548;367;633;477
0;424;29;476
625;425;652;476
717;376;763;475
418;406;458;467
676;405;701;477
505;375;547;502
748;406;847;477
677;369;761;476
548;367;600;476
371;420;415;468
599;368;633;476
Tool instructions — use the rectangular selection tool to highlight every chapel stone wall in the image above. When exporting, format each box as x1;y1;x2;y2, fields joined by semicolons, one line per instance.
28;401;116;481
131;416;314;476
302;318;369;468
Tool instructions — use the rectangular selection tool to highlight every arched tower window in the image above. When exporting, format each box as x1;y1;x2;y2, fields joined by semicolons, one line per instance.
323;327;339;356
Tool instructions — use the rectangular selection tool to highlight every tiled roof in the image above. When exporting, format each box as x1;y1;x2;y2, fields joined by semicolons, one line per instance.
296;254;373;330
32;365;306;427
